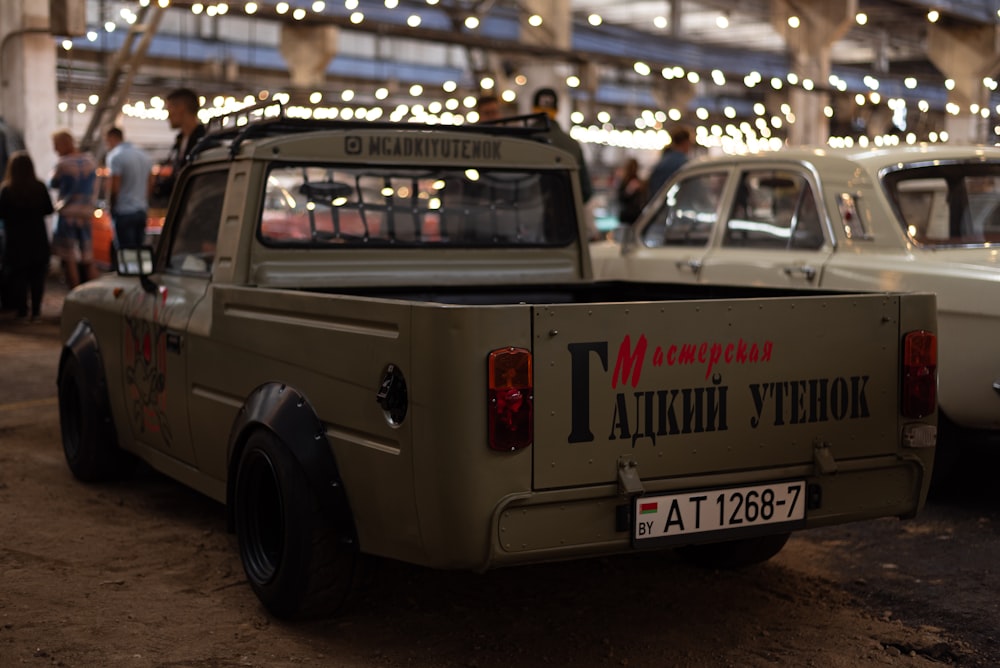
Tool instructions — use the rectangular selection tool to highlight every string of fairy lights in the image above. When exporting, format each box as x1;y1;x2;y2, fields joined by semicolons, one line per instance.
55;0;1000;153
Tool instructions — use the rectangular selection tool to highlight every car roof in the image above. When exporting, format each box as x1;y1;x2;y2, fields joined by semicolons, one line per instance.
688;144;1000;173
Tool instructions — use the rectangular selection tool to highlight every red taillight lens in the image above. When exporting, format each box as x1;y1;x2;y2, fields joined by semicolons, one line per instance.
902;330;936;418
488;347;533;451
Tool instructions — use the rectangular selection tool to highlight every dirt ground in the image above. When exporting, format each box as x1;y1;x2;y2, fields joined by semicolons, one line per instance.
1;282;998;667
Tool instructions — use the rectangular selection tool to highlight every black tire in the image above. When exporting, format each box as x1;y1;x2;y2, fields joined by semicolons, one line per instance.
57;353;132;482
928;412;963;498
234;429;361;619
677;532;791;570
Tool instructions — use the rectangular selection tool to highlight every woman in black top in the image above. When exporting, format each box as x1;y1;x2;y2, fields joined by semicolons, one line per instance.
616;157;647;226
0;151;54;321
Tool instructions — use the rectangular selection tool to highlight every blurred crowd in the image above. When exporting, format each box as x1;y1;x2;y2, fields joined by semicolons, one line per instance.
0;87;204;325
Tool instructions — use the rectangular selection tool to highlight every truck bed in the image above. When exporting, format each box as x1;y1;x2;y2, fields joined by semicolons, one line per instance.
298;281;839;306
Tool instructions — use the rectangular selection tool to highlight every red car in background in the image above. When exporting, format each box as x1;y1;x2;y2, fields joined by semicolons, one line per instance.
90;167;164;270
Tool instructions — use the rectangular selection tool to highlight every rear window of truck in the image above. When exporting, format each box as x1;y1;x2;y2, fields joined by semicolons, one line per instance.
258;164;578;247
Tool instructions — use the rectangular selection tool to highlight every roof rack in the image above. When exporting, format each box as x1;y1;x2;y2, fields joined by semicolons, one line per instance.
190;102;556;161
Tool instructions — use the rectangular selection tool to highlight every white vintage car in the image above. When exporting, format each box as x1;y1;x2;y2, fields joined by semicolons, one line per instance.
592;144;1000;452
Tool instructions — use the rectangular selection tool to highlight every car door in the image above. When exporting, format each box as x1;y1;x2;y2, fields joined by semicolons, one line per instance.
625;168;730;283
698;165;835;288
119;168;228;466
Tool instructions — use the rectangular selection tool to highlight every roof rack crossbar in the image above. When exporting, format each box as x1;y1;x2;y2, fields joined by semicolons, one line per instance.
189;103;556;161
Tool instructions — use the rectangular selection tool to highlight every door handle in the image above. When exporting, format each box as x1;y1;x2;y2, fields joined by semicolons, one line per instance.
166;331;183;354
782;264;817;281
675;258;703;274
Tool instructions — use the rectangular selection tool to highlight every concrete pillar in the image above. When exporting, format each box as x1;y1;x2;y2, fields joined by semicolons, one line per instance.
278;24;339;89
0;0;59;177
518;0;572;124
925;22;999;144
771;0;856;146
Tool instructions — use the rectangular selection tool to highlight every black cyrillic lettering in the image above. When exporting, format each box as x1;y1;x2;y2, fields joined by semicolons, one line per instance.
851;375;870;419
830;377;849;420
609;393;631;440
567;341;608;443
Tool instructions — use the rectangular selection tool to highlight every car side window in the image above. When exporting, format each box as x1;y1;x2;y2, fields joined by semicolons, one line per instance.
166;170;228;274
725;170;824;250
886;169;1000;246
641;171;725;247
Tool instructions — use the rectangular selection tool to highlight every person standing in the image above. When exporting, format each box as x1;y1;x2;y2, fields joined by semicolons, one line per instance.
476;94;503;123
0;151;54;322
151;87;206;207
531;87;594;205
104;126;152;251
616;156;647;226
647;126;693;201
50;129;98;288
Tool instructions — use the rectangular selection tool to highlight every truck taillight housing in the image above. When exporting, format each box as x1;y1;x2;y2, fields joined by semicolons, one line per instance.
488;347;533;451
902;330;937;419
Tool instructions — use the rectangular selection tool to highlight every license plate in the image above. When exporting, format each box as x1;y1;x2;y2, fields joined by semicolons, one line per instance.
633;481;807;546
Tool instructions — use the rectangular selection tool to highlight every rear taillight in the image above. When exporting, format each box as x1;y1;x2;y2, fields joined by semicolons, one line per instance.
488;347;533;451
902;330;936;418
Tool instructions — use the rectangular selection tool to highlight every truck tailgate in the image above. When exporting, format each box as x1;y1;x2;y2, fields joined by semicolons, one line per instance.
532;294;902;490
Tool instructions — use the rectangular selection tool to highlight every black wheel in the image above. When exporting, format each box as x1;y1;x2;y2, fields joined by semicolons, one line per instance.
57;353;132;482
928;412;963;498
234;429;361;619
677;532;790;570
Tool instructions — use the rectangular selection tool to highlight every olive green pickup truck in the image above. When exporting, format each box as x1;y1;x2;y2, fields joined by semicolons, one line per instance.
57;110;938;619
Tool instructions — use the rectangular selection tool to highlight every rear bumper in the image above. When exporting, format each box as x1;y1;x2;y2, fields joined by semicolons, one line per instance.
482;453;930;570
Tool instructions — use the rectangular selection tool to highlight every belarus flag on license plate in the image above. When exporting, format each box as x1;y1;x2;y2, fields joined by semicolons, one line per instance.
639;501;658;515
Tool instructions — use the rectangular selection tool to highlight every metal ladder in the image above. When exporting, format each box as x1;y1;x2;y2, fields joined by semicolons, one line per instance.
79;3;166;153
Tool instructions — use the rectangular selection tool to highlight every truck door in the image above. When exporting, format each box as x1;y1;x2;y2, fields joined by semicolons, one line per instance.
625;170;728;284
698;167;835;287
119;169;228;466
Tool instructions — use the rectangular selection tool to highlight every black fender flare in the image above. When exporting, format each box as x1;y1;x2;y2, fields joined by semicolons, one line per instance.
59;320;112;419
226;383;355;538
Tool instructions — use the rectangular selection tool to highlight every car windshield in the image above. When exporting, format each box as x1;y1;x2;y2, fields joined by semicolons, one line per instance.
883;162;1000;247
258;164;577;247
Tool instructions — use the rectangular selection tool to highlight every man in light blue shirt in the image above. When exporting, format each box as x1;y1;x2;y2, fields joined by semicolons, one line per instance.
104;126;152;250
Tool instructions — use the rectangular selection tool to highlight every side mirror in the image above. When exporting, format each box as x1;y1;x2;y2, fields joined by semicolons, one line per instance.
117;246;159;294
116;246;155;276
